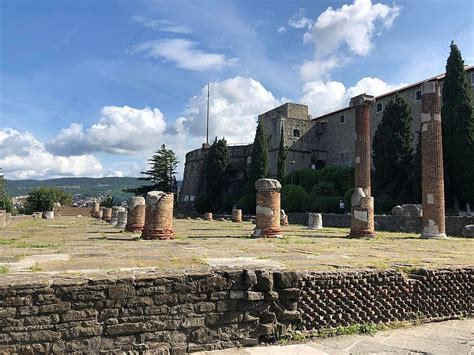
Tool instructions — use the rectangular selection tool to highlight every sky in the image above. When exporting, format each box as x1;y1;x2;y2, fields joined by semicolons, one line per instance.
1;0;473;180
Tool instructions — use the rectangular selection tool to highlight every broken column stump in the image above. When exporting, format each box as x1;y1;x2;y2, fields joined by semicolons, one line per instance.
141;191;175;240
125;196;145;233
253;178;283;238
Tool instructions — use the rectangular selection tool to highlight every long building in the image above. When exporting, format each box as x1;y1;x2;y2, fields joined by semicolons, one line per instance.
178;67;474;211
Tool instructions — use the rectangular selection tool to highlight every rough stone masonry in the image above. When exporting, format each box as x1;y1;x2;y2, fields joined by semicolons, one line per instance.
141;191;175;240
349;94;376;238
253;178;283;238
421;81;447;239
125;196;146;233
0;268;471;353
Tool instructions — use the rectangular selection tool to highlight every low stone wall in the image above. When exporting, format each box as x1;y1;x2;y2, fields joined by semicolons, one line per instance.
54;207;92;217
288;213;474;236
0;268;471;353
0;210;35;228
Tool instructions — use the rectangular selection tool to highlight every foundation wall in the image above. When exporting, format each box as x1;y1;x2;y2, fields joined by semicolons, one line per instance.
55;207;93;217
0;268;471;353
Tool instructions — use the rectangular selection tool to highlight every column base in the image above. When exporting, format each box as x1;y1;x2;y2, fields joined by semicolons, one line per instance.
253;228;284;238
141;229;175;240
420;232;448;239
125;225;144;233
348;230;376;239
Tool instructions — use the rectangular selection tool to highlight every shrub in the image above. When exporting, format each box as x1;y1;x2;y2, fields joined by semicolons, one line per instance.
310;181;337;197
24;186;73;214
236;194;256;214
194;195;210;214
298;169;320;192
0;195;13;213
285;171;300;186
281;185;308;213
344;188;354;212
308;196;340;213
319;166;354;195
375;196;397;214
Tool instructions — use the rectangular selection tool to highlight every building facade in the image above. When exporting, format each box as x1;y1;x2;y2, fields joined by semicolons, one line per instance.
178;67;474;211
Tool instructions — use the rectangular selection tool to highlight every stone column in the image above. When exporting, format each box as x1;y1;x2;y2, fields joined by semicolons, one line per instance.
102;208;112;222
116;210;128;229
421;81;446;238
308;213;322;230
142;191;175;240
92;202;100;218
349;94;376;238
232;208;242;223
253;178;283;238
204;212;213;221
125;196;145;233
110;206;120;226
98;208;103;220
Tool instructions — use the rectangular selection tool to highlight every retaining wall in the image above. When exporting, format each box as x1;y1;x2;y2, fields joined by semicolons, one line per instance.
287;213;474;236
0;210;35;228
55;207;92;217
0;268;471;353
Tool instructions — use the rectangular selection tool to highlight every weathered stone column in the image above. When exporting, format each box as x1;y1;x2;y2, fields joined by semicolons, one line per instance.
110;206;120;226
98;208;103;220
92;202;100;218
308;213;322;230
142;191;175;240
204;212;213;221
421;81;446;238
349;94;376;238
102;208;112;222
232;208;242;223
253;178;283;238
125;196;145;233
116;210;128;229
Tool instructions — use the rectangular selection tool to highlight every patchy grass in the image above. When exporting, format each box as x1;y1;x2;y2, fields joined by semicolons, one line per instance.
0;239;17;245
28;263;42;272
16;242;60;249
0;266;9;274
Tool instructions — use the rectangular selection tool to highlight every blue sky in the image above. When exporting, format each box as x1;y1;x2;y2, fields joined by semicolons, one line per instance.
1;0;473;179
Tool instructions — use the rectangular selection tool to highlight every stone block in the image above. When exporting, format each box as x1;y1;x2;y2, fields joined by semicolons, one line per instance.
274;272;299;288
462;224;474;237
256;270;273;291
244;291;264;301
108;284;135;299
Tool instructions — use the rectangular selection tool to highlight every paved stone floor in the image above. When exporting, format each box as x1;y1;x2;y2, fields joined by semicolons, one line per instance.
196;319;474;354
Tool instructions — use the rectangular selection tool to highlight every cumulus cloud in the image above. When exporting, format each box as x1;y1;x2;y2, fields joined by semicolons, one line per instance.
0;128;103;179
288;8;313;29
294;0;400;81
277;26;286;33
131;39;236;71
132;16;192;34
47;106;167;155
176;76;281;144
301;76;404;117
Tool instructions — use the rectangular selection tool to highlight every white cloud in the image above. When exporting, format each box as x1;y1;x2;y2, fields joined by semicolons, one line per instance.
47;105;167;155
277;26;286;33
132;16;192;34
294;0;400;81
176;76;281;144
301;76;404;117
131;39;236;71
288;8;313;29
0;128;103;179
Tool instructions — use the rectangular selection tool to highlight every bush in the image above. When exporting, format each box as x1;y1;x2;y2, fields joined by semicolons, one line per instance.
375;196;397;214
310;181;337;197
24;186;73;214
308;196;340;213
344;188;354;212
194;195;210;214
0;195;13;213
319;166;354;195
298;169;320;192
281;185;307;213
285;171;300;186
221;192;242;213
236;194;255;214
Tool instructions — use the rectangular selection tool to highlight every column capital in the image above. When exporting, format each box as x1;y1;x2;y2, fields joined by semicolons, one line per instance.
421;80;439;95
350;94;375;107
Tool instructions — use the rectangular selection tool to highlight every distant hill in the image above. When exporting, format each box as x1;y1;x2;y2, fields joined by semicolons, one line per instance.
5;177;155;202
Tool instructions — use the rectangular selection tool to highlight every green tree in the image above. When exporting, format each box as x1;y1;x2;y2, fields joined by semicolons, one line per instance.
372;94;414;202
442;41;474;208
248;122;269;190
100;195;115;208
0;195;13;213
203;137;231;212
24;186;73;214
127;144;178;196
277;127;286;183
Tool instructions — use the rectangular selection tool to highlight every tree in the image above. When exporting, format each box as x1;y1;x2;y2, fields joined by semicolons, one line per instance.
24;186;73;214
277;127;286;183
127;145;178;196
248;122;269;190
203;138;231;212
372;94;414;202
100;195;115;208
442;41;474;208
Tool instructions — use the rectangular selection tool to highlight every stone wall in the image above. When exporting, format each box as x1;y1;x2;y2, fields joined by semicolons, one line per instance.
0;268;471;353
287;213;474;236
0;210;34;228
55;207;92;217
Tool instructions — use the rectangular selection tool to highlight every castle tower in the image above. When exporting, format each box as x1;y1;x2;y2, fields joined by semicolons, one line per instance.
420;81;447;239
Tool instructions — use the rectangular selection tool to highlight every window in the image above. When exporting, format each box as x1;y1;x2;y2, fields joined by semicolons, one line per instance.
189;195;195;202
376;102;383;113
340;114;346;123
471;72;474;86
183;195;189;202
246;156;251;164
310;164;316;169
415;90;422;101
293;129;300;137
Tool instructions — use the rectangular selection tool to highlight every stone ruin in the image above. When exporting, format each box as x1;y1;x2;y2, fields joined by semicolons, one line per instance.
253;178;283;238
141;191;175;240
125;196;145;233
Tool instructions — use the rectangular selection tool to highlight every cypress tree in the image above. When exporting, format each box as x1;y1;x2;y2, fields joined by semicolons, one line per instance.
442;41;474;208
204;137;230;212
372;94;414;202
248;122;269;188
277;127;286;183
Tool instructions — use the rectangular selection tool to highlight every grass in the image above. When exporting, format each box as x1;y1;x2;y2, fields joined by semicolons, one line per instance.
16;242;60;249
28;263;42;272
0;239;17;245
0;266;9;274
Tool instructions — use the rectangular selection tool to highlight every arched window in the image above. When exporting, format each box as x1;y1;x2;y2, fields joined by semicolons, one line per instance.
293;129;300;137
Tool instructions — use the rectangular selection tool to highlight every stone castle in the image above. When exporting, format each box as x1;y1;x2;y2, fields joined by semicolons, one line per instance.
178;67;474;211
